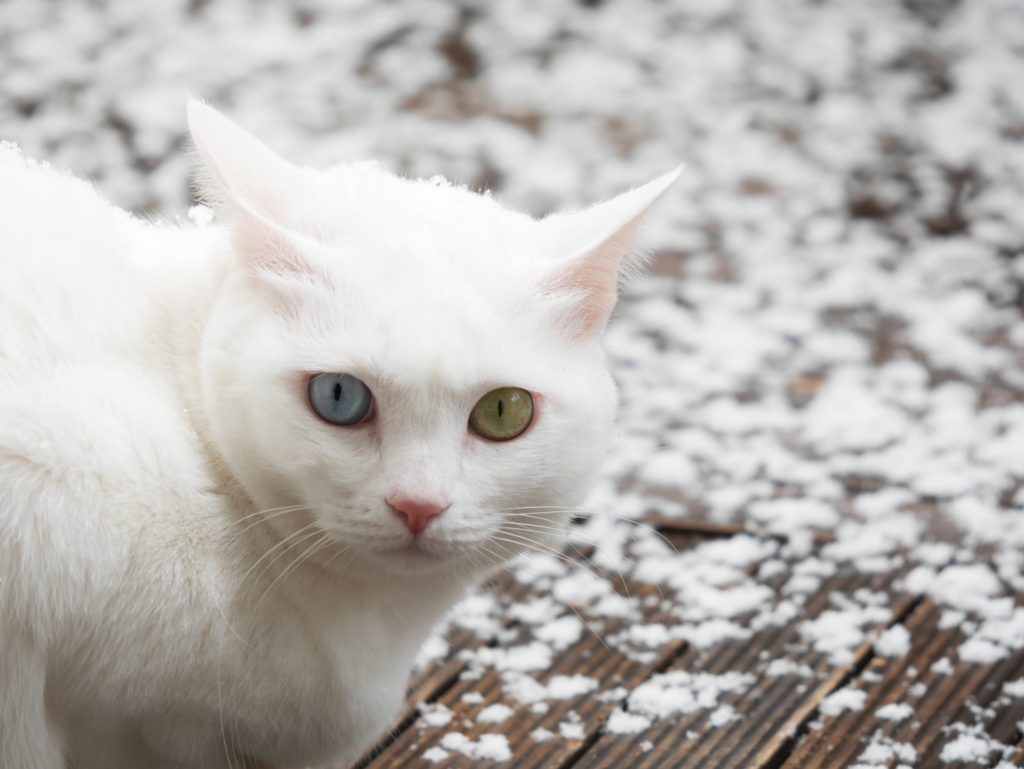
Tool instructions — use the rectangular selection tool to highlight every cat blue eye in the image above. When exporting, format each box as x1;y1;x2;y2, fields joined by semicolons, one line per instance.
307;373;374;426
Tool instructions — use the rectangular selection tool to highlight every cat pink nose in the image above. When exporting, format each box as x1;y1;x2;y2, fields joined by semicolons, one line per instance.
387;497;449;536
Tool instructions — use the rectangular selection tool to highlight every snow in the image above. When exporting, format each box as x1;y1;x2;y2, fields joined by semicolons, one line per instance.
857;734;917;765
939;733;998;763
534;616;584;650
422;746;448;763
765;659;813;678
464;642;552;673
676;619;750;649
958;638;1009;664
476;704;514;724
625;671;753;722
418;703;454;729
875;703;915;722
820;687;868;717
874;625;912;658
558;714;586;741
800;598;891;665
709;704;738;727
604;709;653;735
545;675;599;699
1003;678;1024;698
439;732;513;761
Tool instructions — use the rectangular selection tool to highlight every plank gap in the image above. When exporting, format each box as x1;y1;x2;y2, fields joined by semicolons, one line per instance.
755;592;924;769
556;724;607;769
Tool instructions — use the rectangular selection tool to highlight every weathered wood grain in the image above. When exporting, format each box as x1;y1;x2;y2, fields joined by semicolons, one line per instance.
352;528;1021;769
571;570;916;769
780;598;1024;768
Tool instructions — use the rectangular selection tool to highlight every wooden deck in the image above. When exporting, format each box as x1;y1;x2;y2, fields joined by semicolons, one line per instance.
349;520;1024;769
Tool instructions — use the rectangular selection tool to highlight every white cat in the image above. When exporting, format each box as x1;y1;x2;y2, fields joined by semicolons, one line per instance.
0;100;677;769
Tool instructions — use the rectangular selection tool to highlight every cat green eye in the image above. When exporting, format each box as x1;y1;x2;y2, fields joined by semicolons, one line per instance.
469;387;534;442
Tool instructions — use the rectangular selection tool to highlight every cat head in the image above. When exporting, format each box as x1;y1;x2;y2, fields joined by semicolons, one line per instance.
189;100;678;580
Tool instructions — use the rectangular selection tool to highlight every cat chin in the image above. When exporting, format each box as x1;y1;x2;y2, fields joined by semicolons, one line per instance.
328;540;503;580
376;550;477;577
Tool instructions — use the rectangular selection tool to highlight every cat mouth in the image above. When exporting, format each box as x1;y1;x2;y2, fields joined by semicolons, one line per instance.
374;537;478;569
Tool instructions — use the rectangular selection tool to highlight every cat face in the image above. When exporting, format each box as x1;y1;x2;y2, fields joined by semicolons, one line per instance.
191;101;677;578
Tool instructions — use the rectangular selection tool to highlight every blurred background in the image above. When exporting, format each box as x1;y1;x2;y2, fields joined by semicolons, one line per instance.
2;0;1023;583
3;0;1024;555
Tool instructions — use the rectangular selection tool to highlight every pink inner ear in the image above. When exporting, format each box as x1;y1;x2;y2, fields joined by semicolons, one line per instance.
542;218;643;336
232;204;326;282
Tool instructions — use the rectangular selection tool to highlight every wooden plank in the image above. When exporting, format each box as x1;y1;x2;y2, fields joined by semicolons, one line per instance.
651;517;746;539
565;565;914;769
353;536;1022;769
777;597;1024;768
361;623;670;767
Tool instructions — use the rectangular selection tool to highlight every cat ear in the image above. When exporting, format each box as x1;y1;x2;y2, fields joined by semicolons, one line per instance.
540;168;681;338
187;99;298;223
187;99;324;284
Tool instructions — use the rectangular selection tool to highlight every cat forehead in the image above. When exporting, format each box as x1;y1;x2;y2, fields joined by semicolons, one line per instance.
294;171;552;298
309;164;536;243
284;261;567;400
270;168;562;390
302;269;553;384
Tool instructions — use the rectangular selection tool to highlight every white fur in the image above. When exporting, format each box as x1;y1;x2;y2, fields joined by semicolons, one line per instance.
0;104;677;769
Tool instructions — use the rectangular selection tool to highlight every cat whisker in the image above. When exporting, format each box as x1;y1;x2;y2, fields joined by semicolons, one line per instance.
213;597;254;650
315;540;351;577
506;507;679;554
504;512;669;601
254;527;325;591
470;541;510;574
237;522;321;598
225;504;318;543
485;537;614;656
257;533;333;607
501;521;639;601
231;502;315;525
490;531;614;601
499;505;587;512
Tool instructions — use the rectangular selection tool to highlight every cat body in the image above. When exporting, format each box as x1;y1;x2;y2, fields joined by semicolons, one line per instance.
0;103;676;768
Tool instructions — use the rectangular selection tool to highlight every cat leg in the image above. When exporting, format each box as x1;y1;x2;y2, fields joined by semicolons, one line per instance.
0;634;64;769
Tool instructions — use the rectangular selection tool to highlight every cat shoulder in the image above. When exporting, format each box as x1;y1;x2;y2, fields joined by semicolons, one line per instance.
0;143;140;240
